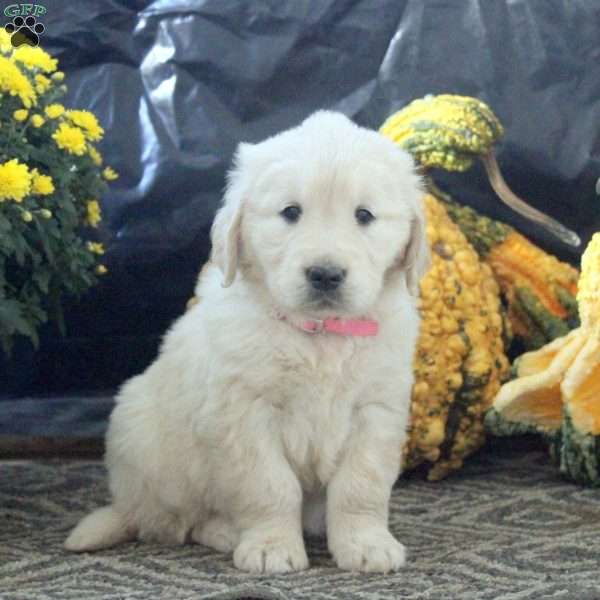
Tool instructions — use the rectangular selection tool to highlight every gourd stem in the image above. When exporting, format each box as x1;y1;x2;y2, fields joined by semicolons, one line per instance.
481;150;581;247
422;175;454;205
481;151;580;247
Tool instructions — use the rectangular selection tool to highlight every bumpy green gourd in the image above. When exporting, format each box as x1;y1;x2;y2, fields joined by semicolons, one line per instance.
430;184;579;350
380;94;503;171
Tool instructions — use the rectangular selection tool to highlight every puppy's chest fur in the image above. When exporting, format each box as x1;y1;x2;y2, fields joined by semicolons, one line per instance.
265;337;365;491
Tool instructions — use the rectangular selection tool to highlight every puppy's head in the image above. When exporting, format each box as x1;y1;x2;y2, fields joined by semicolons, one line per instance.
211;111;429;317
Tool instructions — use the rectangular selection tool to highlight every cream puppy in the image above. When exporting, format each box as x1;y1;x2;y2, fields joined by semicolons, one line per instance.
65;111;430;574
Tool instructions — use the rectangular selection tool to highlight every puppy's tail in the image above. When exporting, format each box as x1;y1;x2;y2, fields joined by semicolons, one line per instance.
64;505;136;552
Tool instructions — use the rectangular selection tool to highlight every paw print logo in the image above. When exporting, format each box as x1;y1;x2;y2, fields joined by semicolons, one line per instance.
5;15;45;48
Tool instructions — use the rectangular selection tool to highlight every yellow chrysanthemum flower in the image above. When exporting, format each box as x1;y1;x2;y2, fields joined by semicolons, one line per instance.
66;110;104;142
88;146;103;166
31;169;55;195
13;109;28;122
102;166;118;181
12;46;58;73
0;158;32;202
87;241;105;255
0;56;36;107
96;264;108;275
35;74;52;94
31;114;45;128
0;29;12;53
51;71;64;82
85;199;102;227
52;123;87;155
45;104;65;119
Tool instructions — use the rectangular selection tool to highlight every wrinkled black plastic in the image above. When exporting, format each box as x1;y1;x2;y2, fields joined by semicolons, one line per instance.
3;0;600;398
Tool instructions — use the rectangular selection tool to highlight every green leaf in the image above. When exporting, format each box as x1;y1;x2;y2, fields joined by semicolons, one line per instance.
32;268;50;293
0;297;36;343
0;214;12;235
13;233;27;267
33;218;55;265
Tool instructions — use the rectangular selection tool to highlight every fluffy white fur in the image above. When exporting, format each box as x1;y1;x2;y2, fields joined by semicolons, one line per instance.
65;111;430;574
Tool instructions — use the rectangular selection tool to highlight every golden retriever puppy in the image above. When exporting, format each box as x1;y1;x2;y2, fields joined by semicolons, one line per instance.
65;111;430;574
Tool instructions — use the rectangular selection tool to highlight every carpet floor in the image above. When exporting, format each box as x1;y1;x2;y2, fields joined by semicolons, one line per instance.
1;442;600;600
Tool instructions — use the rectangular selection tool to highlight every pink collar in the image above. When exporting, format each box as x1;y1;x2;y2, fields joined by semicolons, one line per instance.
275;311;379;337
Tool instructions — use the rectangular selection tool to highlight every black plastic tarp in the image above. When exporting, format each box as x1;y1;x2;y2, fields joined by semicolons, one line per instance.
3;0;600;398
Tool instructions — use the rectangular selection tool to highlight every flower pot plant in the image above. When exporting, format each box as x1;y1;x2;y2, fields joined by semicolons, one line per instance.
0;32;117;356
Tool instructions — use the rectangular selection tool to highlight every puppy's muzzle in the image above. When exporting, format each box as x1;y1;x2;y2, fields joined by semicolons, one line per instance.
305;265;347;292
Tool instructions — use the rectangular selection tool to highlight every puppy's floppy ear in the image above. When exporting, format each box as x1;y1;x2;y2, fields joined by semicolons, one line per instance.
210;143;253;287
403;197;430;297
386;142;430;297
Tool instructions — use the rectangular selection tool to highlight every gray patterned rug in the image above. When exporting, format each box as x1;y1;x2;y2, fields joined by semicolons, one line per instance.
2;442;600;600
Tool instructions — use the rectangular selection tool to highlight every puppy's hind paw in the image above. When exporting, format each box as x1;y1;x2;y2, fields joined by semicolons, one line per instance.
331;528;406;573
234;533;309;574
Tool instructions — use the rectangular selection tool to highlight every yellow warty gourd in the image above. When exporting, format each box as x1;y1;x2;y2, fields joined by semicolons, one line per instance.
406;194;510;480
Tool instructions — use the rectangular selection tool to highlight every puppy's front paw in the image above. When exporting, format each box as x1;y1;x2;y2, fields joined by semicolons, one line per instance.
233;533;309;574
331;527;406;573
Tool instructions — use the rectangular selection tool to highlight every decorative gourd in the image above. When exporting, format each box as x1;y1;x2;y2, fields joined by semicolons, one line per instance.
379;94;580;350
380;94;579;247
380;94;504;173
486;234;600;486
439;191;580;350
406;194;510;480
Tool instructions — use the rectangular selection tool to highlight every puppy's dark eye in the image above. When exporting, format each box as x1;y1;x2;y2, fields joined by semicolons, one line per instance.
280;204;302;223
355;207;375;225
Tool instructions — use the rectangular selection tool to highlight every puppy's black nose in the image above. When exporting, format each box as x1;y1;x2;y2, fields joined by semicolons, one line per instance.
306;265;347;291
